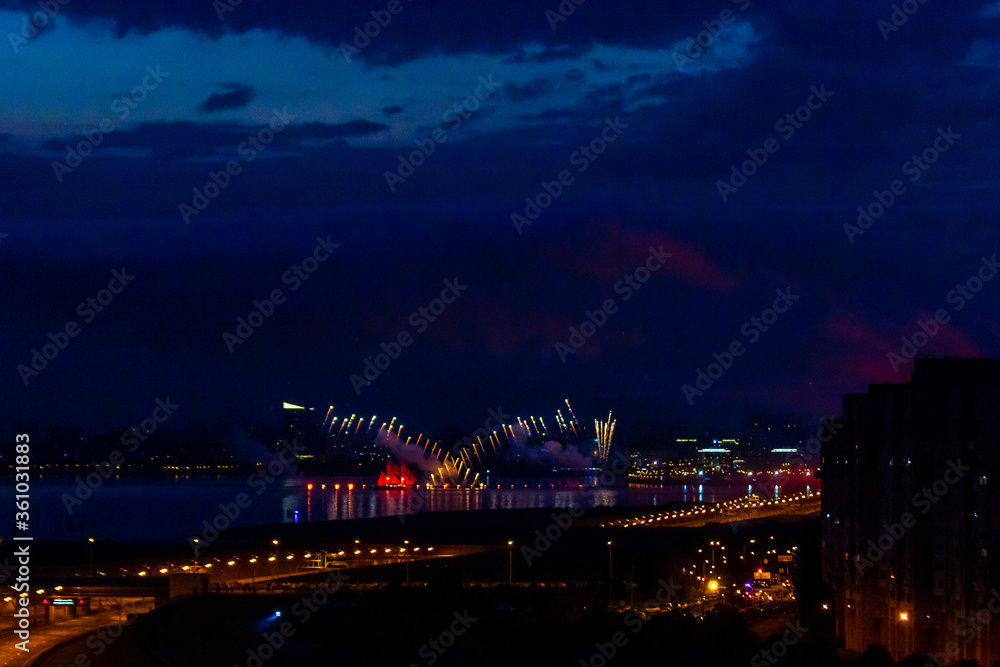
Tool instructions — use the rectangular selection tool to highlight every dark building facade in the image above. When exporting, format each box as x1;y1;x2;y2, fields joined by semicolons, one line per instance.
741;413;804;450
282;402;320;456
821;358;1000;665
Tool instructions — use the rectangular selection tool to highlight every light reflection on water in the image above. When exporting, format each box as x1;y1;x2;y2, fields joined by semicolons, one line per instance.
309;480;745;521
2;477;763;542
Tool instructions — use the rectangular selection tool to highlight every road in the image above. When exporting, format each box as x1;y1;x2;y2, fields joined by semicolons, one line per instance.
591;491;821;528
0;601;151;667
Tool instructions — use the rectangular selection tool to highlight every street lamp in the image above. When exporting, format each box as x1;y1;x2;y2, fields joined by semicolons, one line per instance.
507;541;514;585
607;541;613;607
742;539;755;562
629;565;635;609
272;540;281;575
88;538;95;576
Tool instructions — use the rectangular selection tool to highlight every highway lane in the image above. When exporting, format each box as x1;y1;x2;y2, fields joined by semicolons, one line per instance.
0;601;151;667
591;491;821;528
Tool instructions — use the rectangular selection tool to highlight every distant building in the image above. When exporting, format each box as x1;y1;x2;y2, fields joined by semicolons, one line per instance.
741;413;806;471
821;358;1000;665
630;421;688;459
695;435;739;473
282;402;319;457
741;413;804;454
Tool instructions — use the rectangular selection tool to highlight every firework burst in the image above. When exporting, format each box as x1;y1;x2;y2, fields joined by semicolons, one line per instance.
595;411;616;466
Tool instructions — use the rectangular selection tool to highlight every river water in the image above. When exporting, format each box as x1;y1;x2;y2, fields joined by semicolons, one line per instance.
0;475;801;542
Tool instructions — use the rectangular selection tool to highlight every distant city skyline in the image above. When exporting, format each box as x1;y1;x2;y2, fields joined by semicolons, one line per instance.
22;396;814;452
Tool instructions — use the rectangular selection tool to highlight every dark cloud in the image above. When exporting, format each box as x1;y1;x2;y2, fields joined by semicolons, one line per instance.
0;0;798;65
197;84;255;113
36;119;389;161
504;78;554;102
284;120;390;140
517;108;582;123
3;0;1000;437
422;106;497;133
0;0;993;70
502;44;592;64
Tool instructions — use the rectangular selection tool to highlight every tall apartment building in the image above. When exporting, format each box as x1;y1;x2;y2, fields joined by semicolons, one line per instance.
821;358;1000;665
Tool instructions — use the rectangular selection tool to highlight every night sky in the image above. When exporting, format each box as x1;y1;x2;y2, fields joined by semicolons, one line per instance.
2;0;999;438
